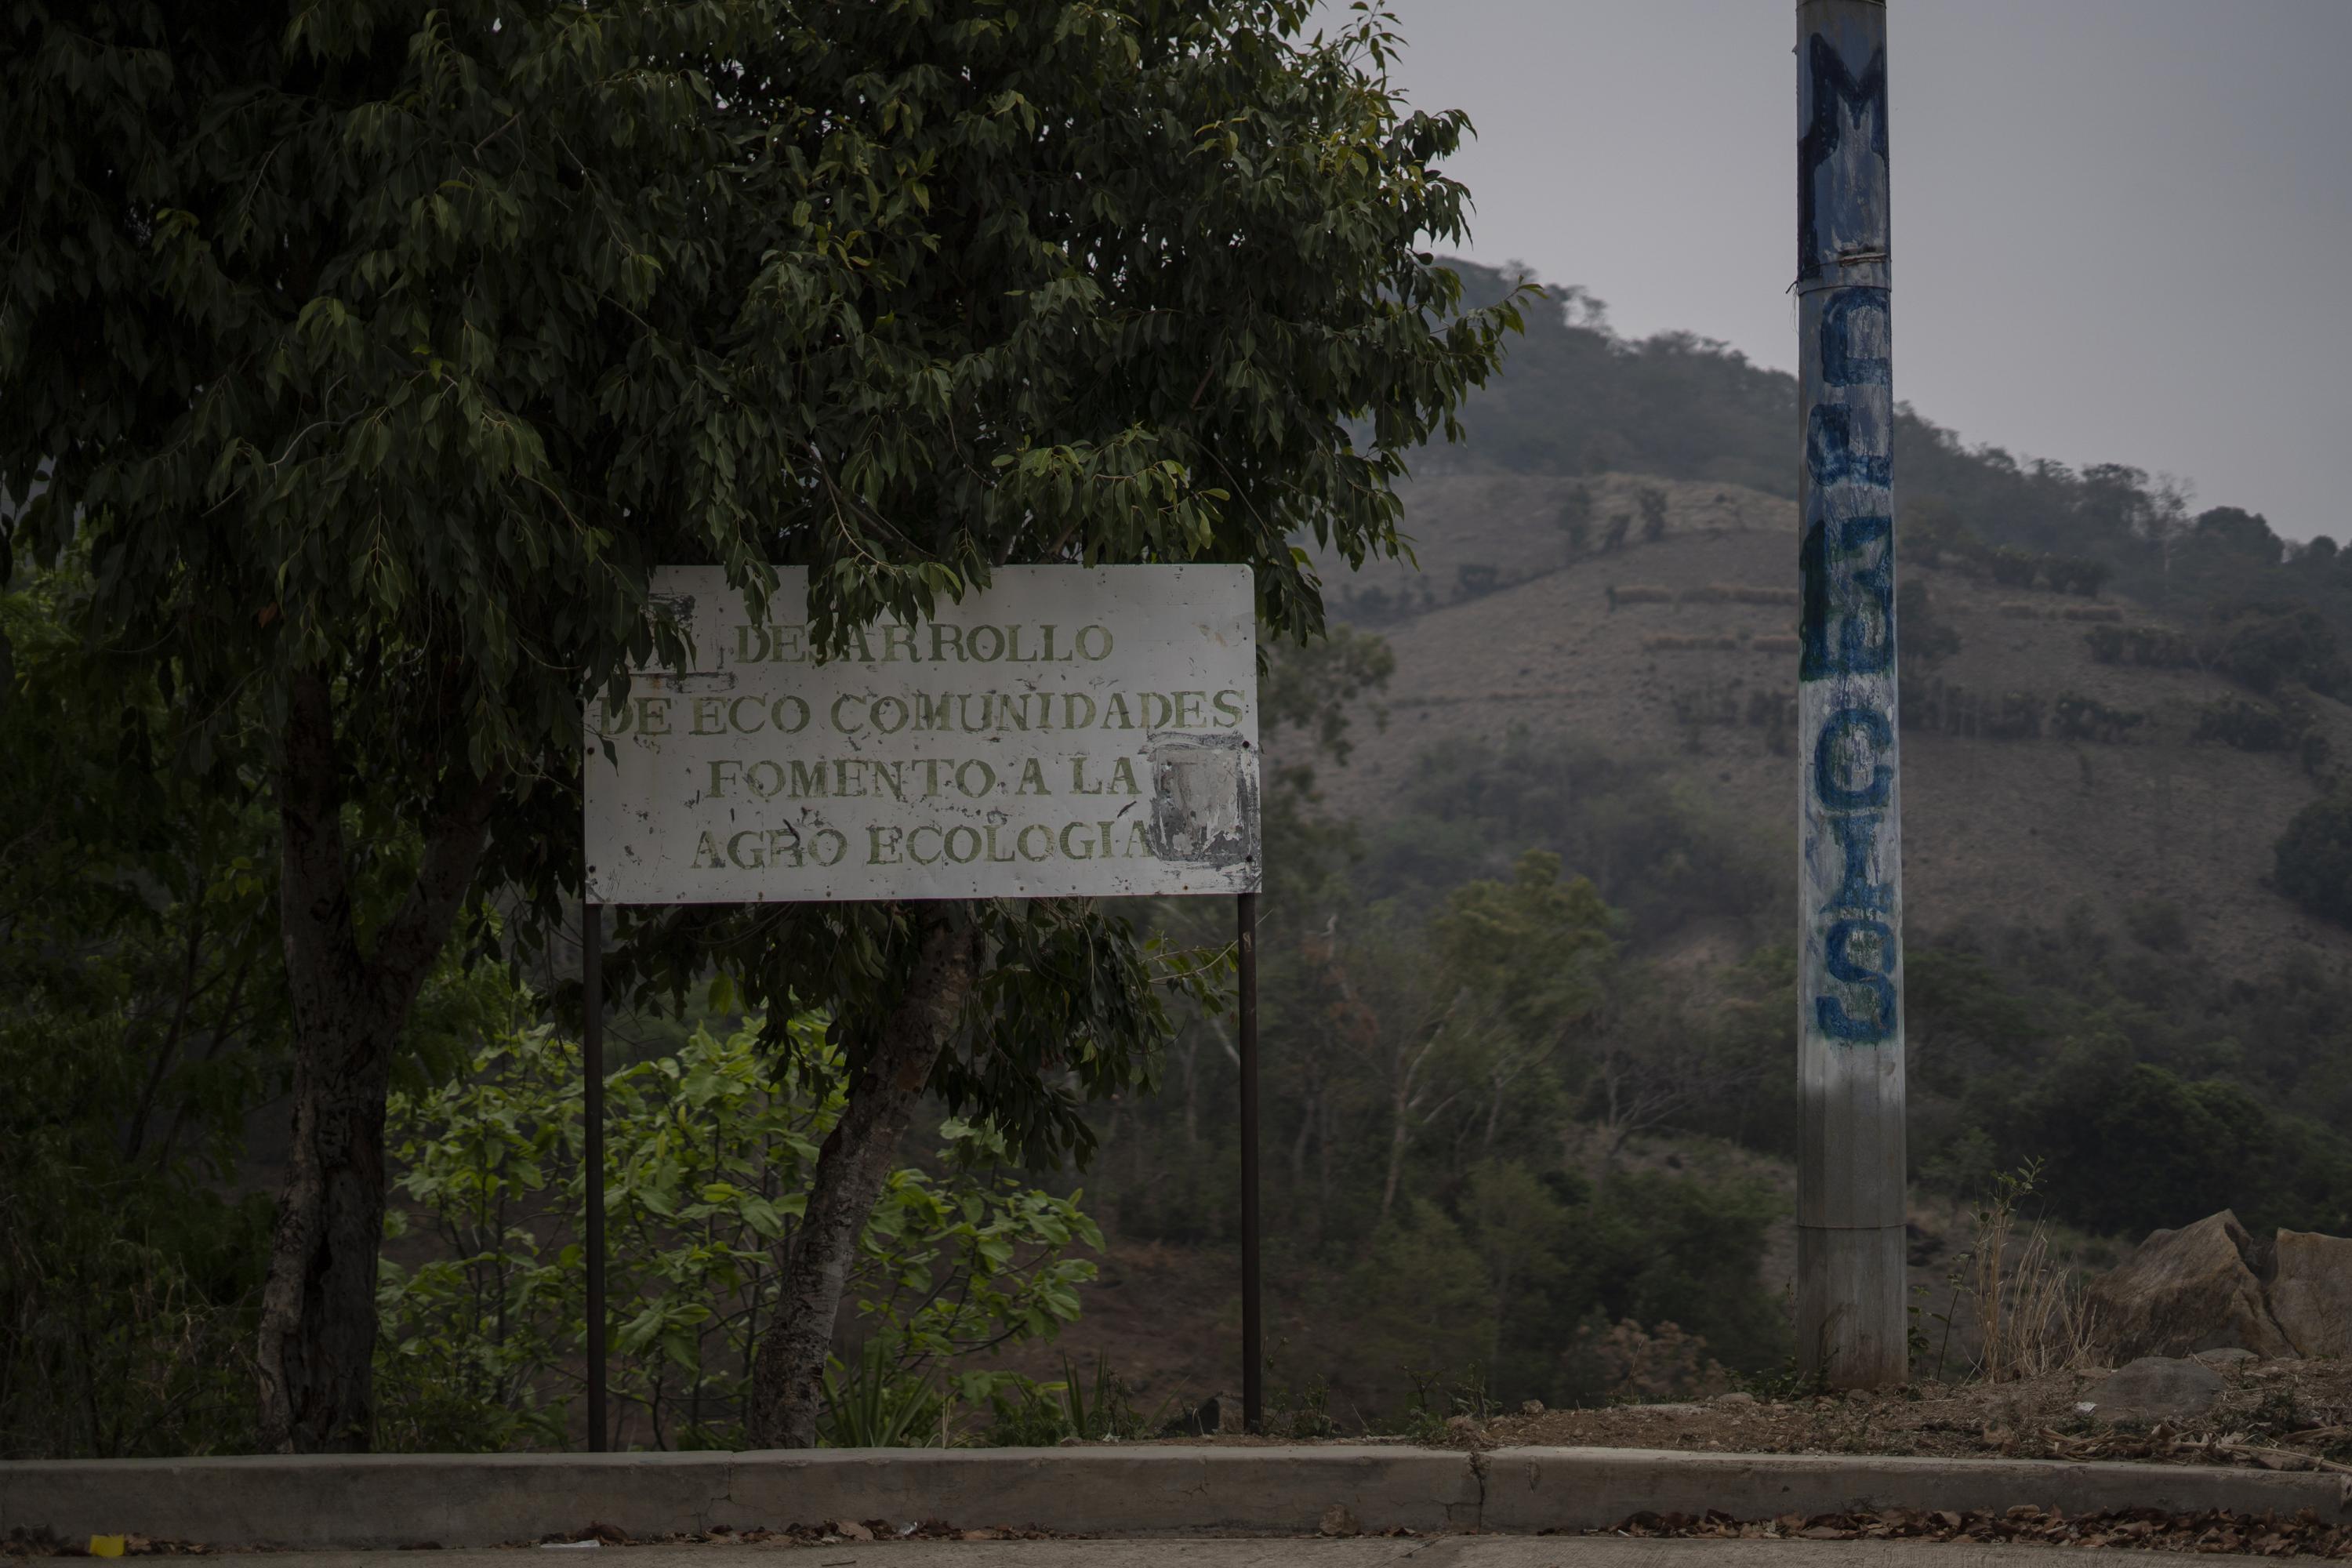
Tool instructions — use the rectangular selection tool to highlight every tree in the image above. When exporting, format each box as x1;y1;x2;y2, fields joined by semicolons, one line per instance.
1636;485;1668;543
1555;483;1595;559
2192;506;2285;564
5;2;826;1450
1431;850;1617;1161
3;1;1518;1450
0;564;289;1457
2276;789;2352;930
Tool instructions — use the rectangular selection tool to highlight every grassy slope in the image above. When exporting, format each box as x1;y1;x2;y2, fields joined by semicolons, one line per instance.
1307;471;2352;976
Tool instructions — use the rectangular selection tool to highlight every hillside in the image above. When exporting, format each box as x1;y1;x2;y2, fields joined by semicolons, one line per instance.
1305;471;2352;977
1042;269;2352;1423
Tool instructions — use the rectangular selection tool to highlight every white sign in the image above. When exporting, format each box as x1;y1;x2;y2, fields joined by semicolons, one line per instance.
583;565;1261;904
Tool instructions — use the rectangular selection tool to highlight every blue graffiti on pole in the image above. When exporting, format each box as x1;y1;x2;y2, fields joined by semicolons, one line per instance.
1798;20;1898;1050
1797;34;1888;283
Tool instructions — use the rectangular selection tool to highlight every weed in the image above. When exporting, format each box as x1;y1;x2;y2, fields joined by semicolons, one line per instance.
1964;1162;2093;1382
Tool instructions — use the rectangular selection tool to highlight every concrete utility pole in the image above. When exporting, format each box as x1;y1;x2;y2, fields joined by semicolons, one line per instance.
1794;0;1907;1388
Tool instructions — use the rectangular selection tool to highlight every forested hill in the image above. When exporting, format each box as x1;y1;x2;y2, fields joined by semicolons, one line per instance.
1434;259;2350;624
1301;261;2352;975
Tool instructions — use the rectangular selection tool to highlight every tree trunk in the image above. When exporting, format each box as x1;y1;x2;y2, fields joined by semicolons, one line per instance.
1381;1078;1412;1222
255;672;501;1453
746;907;982;1448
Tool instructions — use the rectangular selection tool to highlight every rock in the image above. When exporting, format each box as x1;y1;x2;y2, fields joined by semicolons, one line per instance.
1519;1399;1545;1416
2090;1356;2227;1421
2267;1230;2352;1359
2192;1347;2258;1367
2084;1211;2292;1362
1714;1392;1759;1406
1318;1505;1361;1538
834;1522;873;1542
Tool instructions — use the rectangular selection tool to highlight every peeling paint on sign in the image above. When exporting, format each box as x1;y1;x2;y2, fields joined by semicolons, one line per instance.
583;565;1261;904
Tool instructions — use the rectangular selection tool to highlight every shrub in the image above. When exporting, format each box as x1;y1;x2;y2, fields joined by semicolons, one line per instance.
375;1018;1102;1451
1638;486;1669;543
1985;691;2046;740
2123;898;2190;952
2126;626;2198;668
2047;556;2112;597
2085;625;2125;662
1556;484;1595;557
1988;547;2040;588
2205;601;2351;698
2275;789;2352;929
2052;693;2146;744
1899;577;1962;674
2194;696;2295;753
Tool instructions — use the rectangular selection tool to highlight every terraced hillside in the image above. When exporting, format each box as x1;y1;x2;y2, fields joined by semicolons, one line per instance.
1302;471;2352;976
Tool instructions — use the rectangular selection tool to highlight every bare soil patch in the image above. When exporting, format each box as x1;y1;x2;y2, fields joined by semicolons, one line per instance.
1460;1358;2352;1472
1596;1504;2352;1556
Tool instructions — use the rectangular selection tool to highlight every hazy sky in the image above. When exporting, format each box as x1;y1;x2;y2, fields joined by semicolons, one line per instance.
1359;0;2352;540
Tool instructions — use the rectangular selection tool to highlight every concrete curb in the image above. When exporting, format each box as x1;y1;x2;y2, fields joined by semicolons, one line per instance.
2;1446;2345;1550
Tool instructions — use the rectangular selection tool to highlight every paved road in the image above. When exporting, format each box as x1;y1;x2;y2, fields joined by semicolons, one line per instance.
194;1541;2075;1568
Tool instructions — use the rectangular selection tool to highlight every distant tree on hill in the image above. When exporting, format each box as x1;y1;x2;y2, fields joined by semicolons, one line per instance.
2206;602;2351;698
1637;487;1669;543
1555;484;1595;558
2048;556;2113;597
1603;513;1632;551
1896;579;1961;679
2194;506;2287;564
1989;547;2041;589
2275;790;2352;929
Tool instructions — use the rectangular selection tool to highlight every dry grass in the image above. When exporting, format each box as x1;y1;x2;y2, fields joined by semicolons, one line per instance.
1965;1166;2096;1383
1682;583;1799;606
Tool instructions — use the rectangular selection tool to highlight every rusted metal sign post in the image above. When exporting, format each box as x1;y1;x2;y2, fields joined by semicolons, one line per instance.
1795;0;1907;1387
580;565;1265;1445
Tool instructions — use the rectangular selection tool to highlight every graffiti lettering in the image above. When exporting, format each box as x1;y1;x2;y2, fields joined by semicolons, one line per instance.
1813;706;1893;810
1817;917;1897;1041
1798;34;1889;281
1799;515;1894;679
1821;290;1890;387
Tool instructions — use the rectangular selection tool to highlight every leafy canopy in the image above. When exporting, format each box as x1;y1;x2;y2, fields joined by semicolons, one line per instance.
4;0;1518;1161
4;0;1511;754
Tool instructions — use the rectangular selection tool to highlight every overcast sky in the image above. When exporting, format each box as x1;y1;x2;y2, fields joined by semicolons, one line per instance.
1358;0;2352;540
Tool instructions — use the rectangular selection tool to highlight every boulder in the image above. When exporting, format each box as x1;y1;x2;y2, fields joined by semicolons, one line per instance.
2090;1356;2227;1421
2267;1229;2352;1359
2085;1211;2292;1362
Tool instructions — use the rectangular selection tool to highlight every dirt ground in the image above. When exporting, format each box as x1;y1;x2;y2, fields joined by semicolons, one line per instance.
1131;1358;2352;1476
1470;1359;2352;1470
